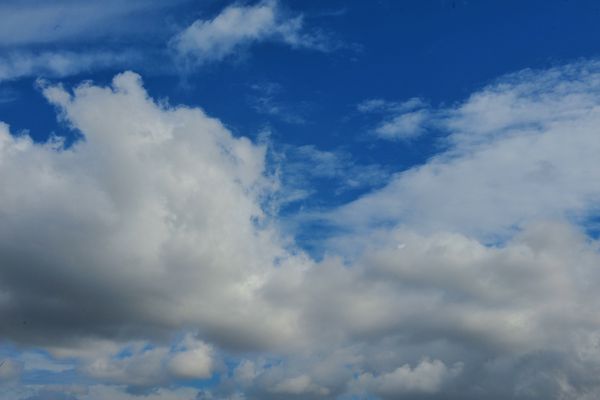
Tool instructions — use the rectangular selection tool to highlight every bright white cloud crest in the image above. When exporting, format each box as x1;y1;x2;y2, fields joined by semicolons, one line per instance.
3;62;600;399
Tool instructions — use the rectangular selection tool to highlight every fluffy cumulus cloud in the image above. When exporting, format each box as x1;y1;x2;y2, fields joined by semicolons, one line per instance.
0;71;306;352
4;61;600;399
170;0;332;65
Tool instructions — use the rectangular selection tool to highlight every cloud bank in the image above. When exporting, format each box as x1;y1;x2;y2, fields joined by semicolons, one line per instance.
3;61;600;399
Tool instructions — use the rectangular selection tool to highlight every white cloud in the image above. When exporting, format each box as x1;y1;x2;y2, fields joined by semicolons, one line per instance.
356;98;390;113
357;97;430;140
0;0;177;46
357;97;425;114
0;71;307;353
170;0;332;65
335;61;600;240
0;51;140;82
270;374;330;396
81;384;200;400
20;352;73;373
82;335;213;387
0;1;182;82
5;63;600;399
0;383;198;400
374;109;429;139
356;359;463;397
248;82;307;124
86;386;199;400
167;335;214;380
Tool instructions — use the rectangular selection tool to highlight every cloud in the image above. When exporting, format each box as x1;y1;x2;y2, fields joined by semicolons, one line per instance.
166;335;214;380
0;1;183;82
355;359;463;397
0;0;177;46
170;0;333;65
18;384;199;400
0;51;140;82
83;334;213;388
0;72;305;353
270;374;330;396
269;144;389;209
336;61;600;240
357;97;430;140
374;109;429;140
20;352;72;373
262;221;600;399
248;82;307;124
0;87;18;103
0;358;22;382
5;63;600;399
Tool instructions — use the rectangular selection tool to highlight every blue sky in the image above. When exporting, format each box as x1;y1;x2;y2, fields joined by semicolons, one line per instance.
3;1;600;399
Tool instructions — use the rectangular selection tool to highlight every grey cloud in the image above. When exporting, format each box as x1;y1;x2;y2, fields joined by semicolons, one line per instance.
4;64;600;399
0;72;305;352
0;358;22;382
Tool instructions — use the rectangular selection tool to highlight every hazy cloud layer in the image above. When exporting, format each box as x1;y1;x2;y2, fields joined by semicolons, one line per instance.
0;51;141;82
0;0;177;46
3;61;600;399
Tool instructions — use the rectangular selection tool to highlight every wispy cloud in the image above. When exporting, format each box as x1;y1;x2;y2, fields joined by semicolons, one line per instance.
0;87;18;103
0;0;178;46
357;97;431;140
267;143;390;209
170;0;335;66
248;82;307;124
0;1;183;83
0;50;141;82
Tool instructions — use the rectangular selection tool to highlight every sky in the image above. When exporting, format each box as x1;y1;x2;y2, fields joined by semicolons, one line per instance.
3;0;600;399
